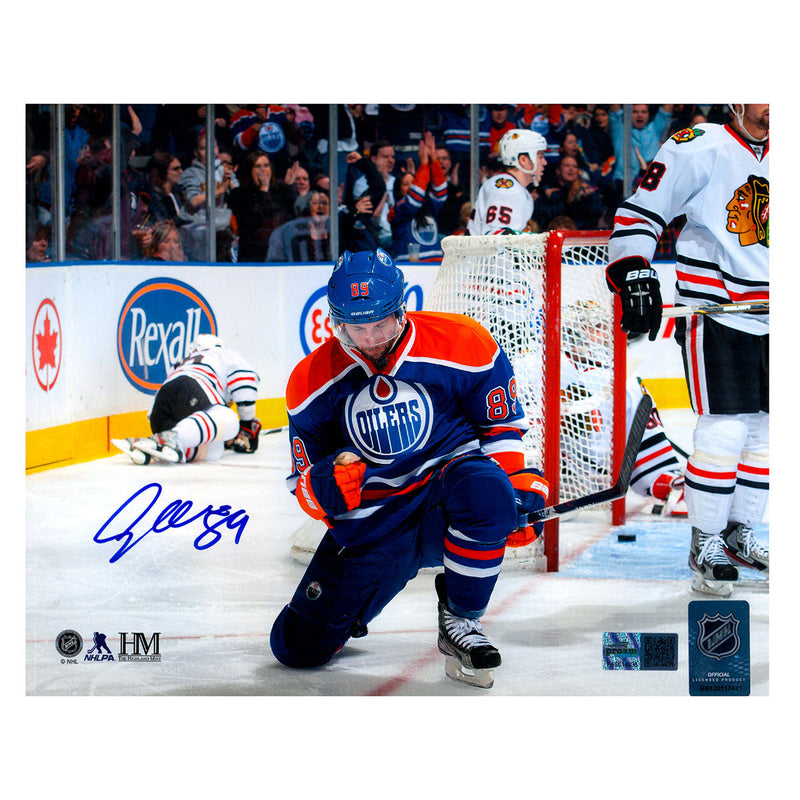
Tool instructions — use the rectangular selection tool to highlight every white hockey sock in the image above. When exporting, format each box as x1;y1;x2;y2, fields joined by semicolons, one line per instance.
174;405;240;450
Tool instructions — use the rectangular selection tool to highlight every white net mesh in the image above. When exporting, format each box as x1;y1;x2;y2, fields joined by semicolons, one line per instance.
426;232;618;508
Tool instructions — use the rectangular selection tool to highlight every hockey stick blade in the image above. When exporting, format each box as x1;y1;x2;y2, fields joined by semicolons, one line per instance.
661;301;769;318
530;394;653;522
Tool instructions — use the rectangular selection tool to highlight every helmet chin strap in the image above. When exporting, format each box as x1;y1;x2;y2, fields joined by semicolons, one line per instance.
729;104;768;143
511;157;540;186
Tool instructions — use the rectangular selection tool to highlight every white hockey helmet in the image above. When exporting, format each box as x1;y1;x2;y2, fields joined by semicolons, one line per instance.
499;129;548;175
188;333;224;355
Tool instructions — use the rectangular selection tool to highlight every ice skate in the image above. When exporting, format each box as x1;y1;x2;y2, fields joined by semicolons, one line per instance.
110;437;151;465
131;430;184;463
722;522;769;578
689;528;739;597
435;573;500;689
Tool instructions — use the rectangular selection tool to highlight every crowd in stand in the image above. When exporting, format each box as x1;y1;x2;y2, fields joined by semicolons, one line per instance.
25;103;733;264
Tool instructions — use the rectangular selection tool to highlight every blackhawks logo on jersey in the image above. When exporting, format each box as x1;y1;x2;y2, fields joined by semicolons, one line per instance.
494;177;514;189
671;127;705;144
726;174;769;248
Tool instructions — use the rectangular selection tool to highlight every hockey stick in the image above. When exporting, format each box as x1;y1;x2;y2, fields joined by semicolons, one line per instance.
529;394;653;522
661;301;769;318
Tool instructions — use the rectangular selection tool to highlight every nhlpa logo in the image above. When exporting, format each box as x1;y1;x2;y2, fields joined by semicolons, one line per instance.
117;278;217;394
696;612;741;661
345;375;432;464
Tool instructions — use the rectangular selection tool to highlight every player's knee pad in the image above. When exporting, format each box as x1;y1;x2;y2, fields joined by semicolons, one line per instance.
742;410;769;460
692;414;749;465
269;604;345;669
206;404;240;442
442;457;516;543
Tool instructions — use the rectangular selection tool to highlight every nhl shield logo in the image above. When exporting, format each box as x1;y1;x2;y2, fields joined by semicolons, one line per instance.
696;612;741;661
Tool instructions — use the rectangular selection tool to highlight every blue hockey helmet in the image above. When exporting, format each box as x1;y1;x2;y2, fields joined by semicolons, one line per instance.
327;249;407;356
328;248;405;324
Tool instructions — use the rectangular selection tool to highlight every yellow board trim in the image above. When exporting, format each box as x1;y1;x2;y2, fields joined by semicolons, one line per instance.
26;383;691;474
637;378;691;410
26;398;289;474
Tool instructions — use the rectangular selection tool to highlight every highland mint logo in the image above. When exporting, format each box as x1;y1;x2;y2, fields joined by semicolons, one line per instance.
118;632;162;662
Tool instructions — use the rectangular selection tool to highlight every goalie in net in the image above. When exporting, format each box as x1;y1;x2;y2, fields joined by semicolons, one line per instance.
424;230;687;568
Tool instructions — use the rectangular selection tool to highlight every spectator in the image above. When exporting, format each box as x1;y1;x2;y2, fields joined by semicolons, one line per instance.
513;104;565;162
176;130;238;261
607;104;674;189
337;185;381;255
313;104;377;181
26;106;52;251
582;106;617;182
350;140;397;252
484;104;516;156
284;161;313;216
144;150;183;222
143;220;187;261
435;104;472;175
26;224;51;262
267;189;332;262
375;104;428;151
61;104;92;215
64;134;115;259
546;215;577;231
389;132;448;262
534;154;604;230
450;200;473;236
228;150;293;262
434;144;468;237
229;104;307;177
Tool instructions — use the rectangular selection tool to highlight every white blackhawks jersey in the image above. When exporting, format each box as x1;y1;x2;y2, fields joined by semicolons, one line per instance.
608;122;769;335
163;346;259;411
467;170;534;235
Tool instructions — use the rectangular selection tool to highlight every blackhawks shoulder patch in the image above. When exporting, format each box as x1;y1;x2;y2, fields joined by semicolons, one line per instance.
671;127;705;144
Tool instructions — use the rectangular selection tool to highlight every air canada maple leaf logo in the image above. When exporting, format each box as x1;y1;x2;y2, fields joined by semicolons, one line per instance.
32;298;62;392
36;312;58;370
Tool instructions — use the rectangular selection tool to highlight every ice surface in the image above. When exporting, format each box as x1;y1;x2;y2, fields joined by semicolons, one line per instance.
26;411;769;698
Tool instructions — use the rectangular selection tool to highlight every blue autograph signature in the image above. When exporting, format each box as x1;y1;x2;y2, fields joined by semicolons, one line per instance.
94;482;249;563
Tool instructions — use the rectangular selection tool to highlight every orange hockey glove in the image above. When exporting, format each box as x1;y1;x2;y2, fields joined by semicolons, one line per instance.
507;469;550;548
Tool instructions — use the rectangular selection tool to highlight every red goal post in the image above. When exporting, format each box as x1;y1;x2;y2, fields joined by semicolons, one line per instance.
425;230;627;572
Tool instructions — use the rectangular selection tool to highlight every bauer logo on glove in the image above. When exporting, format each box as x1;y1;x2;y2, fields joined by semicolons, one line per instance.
507;469;550;548
606;256;663;341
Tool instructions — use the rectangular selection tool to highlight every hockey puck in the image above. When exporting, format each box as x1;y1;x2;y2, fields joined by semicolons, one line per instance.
617;533;637;542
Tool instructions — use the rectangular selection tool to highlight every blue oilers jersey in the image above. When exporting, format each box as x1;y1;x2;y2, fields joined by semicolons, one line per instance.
285;311;529;546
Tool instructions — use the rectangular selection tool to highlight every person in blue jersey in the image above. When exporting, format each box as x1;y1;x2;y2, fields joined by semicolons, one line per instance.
269;248;550;688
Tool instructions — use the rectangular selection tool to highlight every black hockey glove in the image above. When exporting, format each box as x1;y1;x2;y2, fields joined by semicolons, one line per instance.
230;418;262;453
606;256;663;341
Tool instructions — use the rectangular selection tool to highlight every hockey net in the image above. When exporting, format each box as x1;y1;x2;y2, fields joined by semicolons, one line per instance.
424;231;626;571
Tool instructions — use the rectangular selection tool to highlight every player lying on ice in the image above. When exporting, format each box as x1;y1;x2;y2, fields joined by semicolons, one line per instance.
111;334;261;464
269;248;549;688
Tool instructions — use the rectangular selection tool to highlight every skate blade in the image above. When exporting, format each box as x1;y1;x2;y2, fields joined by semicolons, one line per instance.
110;438;149;465
132;439;180;463
444;656;495;689
690;574;733;597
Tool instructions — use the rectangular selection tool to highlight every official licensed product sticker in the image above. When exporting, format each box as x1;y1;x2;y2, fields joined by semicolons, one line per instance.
602;632;678;670
688;601;750;696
